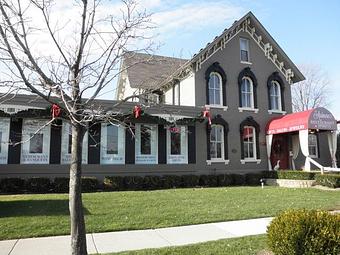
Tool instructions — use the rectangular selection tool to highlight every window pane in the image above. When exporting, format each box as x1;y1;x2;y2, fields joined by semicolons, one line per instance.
141;125;151;155
216;142;222;158
0;131;2;153
170;132;181;155
241;50;249;62
107;125;118;154
240;39;249;62
210;142;217;158
209;73;221;105
68;134;72;154
29;133;43;153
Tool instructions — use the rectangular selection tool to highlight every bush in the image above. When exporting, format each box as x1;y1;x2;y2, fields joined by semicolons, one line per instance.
143;175;163;190
53;177;69;193
26;178;51;193
217;174;233;186
124;176;145;190
245;173;264;186
315;174;340;188
81;177;99;192
0;178;25;193
277;170;316;180
182;175;199;188
229;174;245;186
199;175;218;187
103;176;125;191
267;209;340;255
162;175;183;189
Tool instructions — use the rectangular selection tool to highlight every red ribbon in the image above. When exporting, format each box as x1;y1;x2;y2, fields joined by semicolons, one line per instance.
133;105;141;119
203;108;211;125
52;104;61;118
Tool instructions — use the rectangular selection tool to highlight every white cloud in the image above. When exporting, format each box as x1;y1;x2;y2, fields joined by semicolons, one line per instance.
152;1;245;39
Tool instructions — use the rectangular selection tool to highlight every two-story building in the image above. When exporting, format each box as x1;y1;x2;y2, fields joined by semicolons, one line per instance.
0;11;337;179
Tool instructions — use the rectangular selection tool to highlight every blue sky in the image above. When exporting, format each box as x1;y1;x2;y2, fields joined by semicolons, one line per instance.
145;0;340;118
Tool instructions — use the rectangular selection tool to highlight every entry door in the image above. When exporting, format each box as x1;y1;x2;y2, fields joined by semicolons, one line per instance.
270;134;289;169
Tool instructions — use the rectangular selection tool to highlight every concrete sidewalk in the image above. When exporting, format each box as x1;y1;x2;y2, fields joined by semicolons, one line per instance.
0;217;273;255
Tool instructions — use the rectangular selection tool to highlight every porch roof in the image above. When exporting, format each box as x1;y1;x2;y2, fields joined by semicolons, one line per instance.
266;107;337;135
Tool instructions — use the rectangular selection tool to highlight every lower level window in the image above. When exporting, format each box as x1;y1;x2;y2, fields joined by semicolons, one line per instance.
29;133;43;153
167;126;188;164
308;134;318;158
135;124;158;164
243;126;256;159
210;125;224;160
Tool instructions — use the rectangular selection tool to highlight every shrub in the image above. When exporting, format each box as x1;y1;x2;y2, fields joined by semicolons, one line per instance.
261;171;278;179
143;175;163;190
267;209;340;255
277;170;316;180
53;177;69;193
81;177;99;192
198;175;218;187
103;176;125;191
245;173;264;186
26;178;51;193
162;175;183;189
0;178;25;193
182;175;199;188
315;174;340;188
124;176;144;190
217;174;233;186
229;174;245;186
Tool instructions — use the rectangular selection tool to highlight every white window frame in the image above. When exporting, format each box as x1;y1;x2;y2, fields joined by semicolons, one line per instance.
166;126;188;164
173;83;180;105
135;124;158;164
61;122;88;164
241;77;254;109
21;119;51;164
240;38;250;63
243;126;256;160
208;72;223;106
0;118;10;164
270;81;282;111
210;125;225;160
308;134;318;158
100;123;125;164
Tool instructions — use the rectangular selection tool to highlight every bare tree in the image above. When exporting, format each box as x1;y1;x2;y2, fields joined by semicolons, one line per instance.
0;0;154;254
291;64;331;112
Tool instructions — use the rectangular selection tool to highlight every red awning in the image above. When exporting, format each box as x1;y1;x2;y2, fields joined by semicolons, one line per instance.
266;107;337;135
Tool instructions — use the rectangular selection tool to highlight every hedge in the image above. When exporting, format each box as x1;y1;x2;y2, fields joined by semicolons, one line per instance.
267;209;340;255
315;174;340;188
276;170;317;180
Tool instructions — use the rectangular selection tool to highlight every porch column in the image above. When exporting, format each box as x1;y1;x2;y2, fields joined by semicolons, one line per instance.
291;134;300;170
328;131;338;168
266;134;273;170
299;129;310;171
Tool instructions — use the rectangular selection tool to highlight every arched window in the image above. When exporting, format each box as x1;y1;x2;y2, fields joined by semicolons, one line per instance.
267;72;285;112
238;67;257;109
206;115;229;163
240;117;260;162
208;72;222;105
241;77;254;108
210;125;224;159
205;62;227;106
242;126;256;159
269;81;281;110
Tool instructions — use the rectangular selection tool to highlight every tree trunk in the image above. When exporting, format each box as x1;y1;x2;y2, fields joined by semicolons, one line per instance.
69;123;87;255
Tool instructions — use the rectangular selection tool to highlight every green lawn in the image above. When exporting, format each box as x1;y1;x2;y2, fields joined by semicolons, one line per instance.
0;187;339;240
109;235;268;255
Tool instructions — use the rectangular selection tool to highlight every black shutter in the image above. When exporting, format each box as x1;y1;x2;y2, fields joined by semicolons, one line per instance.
88;123;101;164
8;118;22;164
49;119;62;164
206;124;211;160
125;126;135;164
224;126;229;160
188;125;196;163
240;129;244;160
158;125;166;164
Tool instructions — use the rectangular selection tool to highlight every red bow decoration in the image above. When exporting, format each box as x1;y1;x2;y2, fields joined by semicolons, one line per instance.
203;107;211;125
133;105;141;119
52;104;61;119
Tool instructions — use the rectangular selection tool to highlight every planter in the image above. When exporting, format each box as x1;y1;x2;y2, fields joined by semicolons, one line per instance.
265;178;316;188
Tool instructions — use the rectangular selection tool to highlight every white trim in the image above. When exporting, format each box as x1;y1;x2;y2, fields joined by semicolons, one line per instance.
268;110;286;115
238;107;259;113
240;61;252;65
135;124;158;164
209;124;225;160
240;37;250;63
206;159;230;165
240;159;261;164
100;123;125;164
205;105;228;111
166;126;188;164
0;118;10;164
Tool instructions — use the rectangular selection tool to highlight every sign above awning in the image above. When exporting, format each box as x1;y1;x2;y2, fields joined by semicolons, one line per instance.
266;107;337;135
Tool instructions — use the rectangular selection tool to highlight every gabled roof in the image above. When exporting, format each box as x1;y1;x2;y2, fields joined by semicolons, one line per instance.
121;52;188;89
